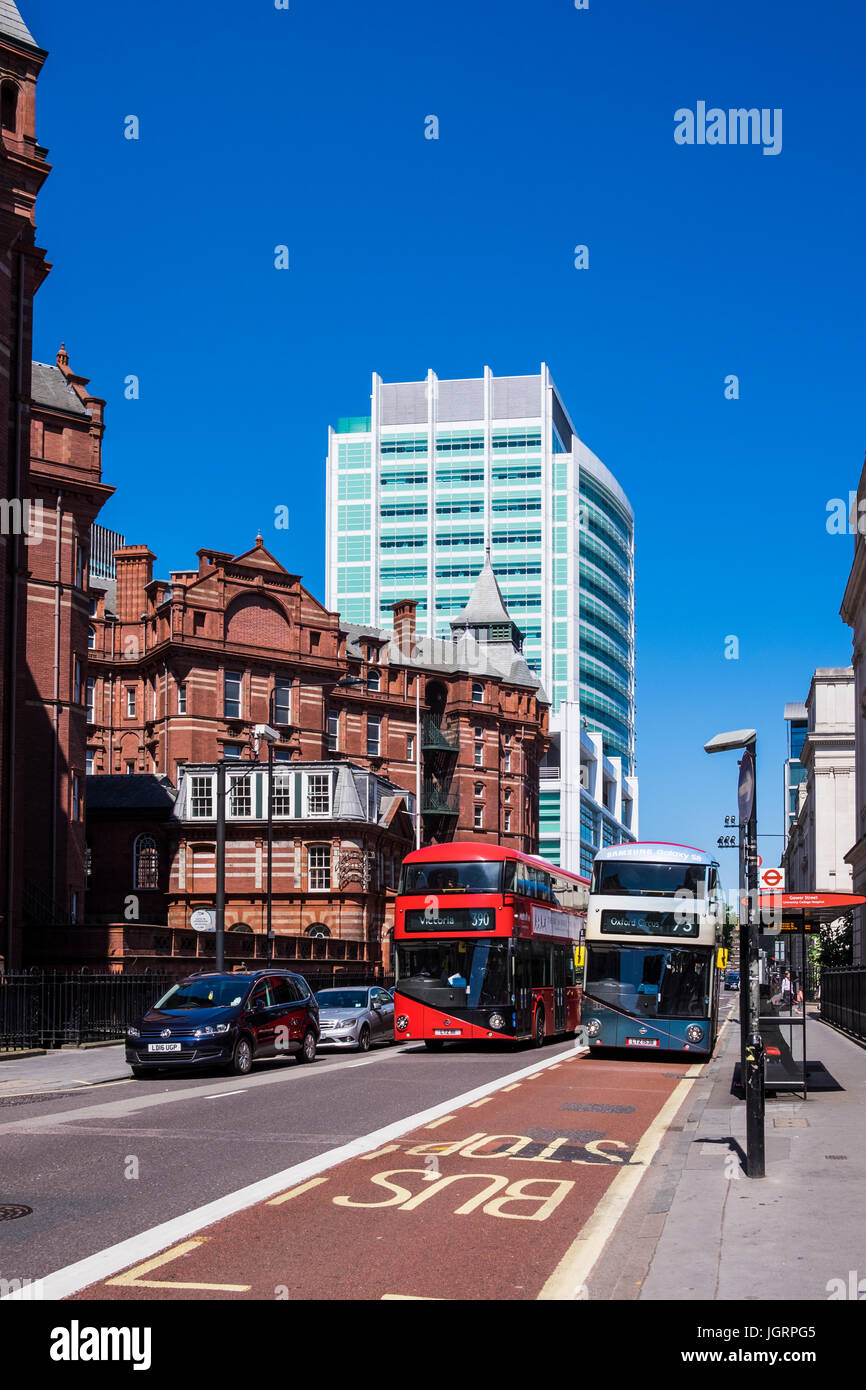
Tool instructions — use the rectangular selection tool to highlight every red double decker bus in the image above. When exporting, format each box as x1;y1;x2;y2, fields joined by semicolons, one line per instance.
393;844;589;1050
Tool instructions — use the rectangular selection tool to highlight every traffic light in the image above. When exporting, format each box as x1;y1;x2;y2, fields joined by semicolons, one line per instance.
716;835;737;848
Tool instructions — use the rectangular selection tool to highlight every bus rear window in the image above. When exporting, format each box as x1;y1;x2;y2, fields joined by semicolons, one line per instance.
399;861;503;895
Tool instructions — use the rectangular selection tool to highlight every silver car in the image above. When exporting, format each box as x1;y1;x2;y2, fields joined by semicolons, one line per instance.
314;986;395;1052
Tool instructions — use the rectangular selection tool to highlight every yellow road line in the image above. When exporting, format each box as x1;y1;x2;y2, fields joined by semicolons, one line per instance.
107;1239;252;1292
267;1177;329;1205
424;1114;455;1129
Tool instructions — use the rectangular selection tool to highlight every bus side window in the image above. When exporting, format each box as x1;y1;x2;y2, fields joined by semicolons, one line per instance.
503;861;516;893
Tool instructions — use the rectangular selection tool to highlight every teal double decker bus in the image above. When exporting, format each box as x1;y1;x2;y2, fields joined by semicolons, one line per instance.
582;842;726;1056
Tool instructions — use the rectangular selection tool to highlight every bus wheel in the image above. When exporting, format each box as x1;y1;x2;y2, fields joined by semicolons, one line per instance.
424;1039;445;1051
533;1006;546;1047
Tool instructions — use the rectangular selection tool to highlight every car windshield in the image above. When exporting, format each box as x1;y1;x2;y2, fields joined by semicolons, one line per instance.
585;944;711;1019
154;977;251;1010
316;989;368;1008
399;861;502;894
591;861;708;899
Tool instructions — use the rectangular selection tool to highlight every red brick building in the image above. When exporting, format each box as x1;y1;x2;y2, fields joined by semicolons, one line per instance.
0;2;49;965
87;539;549;852
0;5;113;965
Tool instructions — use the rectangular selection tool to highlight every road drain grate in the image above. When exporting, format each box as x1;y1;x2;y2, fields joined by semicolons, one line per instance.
0;1204;32;1221
825;1155;848;1160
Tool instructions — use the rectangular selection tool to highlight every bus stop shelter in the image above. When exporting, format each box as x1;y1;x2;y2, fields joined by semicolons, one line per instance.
756;892;864;1096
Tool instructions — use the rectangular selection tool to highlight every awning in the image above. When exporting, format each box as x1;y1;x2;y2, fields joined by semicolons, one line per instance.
755;892;866;925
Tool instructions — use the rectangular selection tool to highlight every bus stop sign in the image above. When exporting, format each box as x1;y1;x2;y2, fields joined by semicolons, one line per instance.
738;749;755;824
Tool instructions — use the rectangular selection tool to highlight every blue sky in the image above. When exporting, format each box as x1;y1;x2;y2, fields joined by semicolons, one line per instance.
23;0;866;872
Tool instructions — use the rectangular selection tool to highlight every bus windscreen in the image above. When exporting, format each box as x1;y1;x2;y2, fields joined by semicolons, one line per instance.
585;944;711;1019
399;861;503;895
590;861;707;898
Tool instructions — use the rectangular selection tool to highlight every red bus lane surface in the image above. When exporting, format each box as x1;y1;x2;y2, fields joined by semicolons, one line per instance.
71;1054;694;1302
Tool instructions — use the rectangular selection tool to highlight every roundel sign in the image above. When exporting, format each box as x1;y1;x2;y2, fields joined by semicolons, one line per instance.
760;867;784;890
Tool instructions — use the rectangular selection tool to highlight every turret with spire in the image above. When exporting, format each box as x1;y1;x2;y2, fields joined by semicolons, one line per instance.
449;550;525;652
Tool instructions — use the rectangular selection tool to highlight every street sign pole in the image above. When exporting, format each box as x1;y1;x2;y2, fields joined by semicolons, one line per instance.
739;746;765;1178
215;760;226;974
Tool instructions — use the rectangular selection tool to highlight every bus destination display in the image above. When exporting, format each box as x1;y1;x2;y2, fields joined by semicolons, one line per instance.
404;907;496;933
600;909;699;939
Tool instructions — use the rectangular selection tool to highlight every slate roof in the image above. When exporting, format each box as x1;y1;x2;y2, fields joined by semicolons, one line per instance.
86;775;177;812
31;362;89;417
0;1;37;48
451;556;512;626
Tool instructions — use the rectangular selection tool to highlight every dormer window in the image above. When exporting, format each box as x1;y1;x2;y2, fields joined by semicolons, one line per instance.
1;82;19;135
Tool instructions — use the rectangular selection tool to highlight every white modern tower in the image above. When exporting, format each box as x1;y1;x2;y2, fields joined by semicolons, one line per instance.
325;365;638;872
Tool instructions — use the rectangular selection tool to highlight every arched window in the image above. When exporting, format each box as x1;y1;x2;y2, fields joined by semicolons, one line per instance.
134;834;159;889
1;82;19;134
88;625;96;651
472;681;484;703
367;668;380;692
306;923;330;938
229;922;253;933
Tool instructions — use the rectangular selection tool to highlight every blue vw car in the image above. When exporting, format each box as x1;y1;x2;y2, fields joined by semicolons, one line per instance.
125;970;320;1077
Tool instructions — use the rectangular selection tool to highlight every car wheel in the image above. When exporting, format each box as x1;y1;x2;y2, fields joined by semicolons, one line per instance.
230;1036;253;1075
533;1005;546;1047
296;1029;317;1064
357;1025;371;1053
424;1039;444;1051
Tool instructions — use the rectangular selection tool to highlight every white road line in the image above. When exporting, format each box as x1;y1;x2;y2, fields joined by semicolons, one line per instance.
6;1042;586;1301
205;1091;247;1100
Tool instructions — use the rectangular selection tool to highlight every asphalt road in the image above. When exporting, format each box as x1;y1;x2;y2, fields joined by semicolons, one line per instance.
72;1048;696;1302
0;1036;594;1287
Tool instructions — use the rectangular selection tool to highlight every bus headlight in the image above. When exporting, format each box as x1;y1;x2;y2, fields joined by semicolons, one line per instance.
686;1025;704;1044
489;1013;505;1031
396;1015;409;1032
586;1019;601;1038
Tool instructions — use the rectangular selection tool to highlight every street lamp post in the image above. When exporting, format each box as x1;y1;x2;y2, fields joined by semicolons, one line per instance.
705;728;765;1178
215;759;226;974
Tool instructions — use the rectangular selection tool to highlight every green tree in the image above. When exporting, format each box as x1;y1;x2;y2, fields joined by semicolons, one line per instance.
810;912;853;980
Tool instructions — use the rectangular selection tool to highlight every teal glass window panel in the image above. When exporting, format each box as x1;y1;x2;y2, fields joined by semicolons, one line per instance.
337;534;371;562
553;590;568;617
337;504;371;531
337;566;370;594
337;473;371;501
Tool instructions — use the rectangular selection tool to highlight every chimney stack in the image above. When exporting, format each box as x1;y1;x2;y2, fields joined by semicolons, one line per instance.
115;545;156;623
391;599;417;657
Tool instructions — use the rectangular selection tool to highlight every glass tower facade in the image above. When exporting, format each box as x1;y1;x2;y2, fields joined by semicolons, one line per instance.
325;366;637;870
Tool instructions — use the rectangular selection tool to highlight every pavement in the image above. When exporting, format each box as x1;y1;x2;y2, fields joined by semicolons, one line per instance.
0;1044;129;1101
589;1000;866;1301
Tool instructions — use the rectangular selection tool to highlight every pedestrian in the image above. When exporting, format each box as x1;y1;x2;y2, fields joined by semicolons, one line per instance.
780;970;794;1009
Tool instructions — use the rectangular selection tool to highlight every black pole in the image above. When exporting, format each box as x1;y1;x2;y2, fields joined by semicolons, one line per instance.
744;746;765;1178
215;760;225;974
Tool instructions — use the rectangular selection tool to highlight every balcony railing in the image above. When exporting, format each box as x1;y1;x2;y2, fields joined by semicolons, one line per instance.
421;779;459;817
421;716;459;754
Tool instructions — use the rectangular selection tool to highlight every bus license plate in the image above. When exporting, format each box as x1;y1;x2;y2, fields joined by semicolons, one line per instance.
148;1043;181;1052
625;1037;659;1047
433;1028;461;1036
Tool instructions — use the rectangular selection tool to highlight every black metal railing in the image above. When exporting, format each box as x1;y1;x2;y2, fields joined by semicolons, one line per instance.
0;968;395;1050
820;967;866;1042
0;971;173;1050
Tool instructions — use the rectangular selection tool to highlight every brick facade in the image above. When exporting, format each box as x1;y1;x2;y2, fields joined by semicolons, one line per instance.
87;537;548;854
